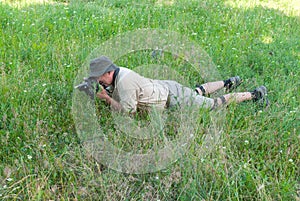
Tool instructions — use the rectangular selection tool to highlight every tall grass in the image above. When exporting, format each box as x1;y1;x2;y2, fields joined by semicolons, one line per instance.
0;0;299;200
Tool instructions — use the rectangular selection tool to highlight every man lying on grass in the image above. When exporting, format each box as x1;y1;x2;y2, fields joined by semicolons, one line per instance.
87;56;269;114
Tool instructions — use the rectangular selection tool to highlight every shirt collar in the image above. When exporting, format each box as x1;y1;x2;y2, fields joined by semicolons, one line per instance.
112;67;120;87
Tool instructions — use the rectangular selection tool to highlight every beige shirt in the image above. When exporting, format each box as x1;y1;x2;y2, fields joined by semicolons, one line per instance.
112;67;169;113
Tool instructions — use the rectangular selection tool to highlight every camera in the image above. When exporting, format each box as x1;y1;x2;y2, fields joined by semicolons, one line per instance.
75;78;100;100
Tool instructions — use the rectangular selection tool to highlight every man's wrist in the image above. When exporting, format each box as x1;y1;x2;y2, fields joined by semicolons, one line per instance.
105;95;112;104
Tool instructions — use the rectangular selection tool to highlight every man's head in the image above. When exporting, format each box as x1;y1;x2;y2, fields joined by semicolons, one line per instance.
88;56;117;86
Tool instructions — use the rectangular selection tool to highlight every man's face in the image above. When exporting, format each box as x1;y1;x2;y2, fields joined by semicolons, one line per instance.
97;71;113;86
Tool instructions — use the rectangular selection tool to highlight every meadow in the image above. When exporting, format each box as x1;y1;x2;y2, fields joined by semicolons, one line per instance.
0;0;299;200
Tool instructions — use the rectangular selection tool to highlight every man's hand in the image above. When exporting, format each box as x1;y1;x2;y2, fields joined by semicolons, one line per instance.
96;86;123;112
96;85;110;100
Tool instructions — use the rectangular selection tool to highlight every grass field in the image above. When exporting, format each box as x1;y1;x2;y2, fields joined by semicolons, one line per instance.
0;0;299;200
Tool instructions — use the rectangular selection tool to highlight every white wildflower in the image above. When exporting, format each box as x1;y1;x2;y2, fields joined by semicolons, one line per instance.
6;178;13;182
